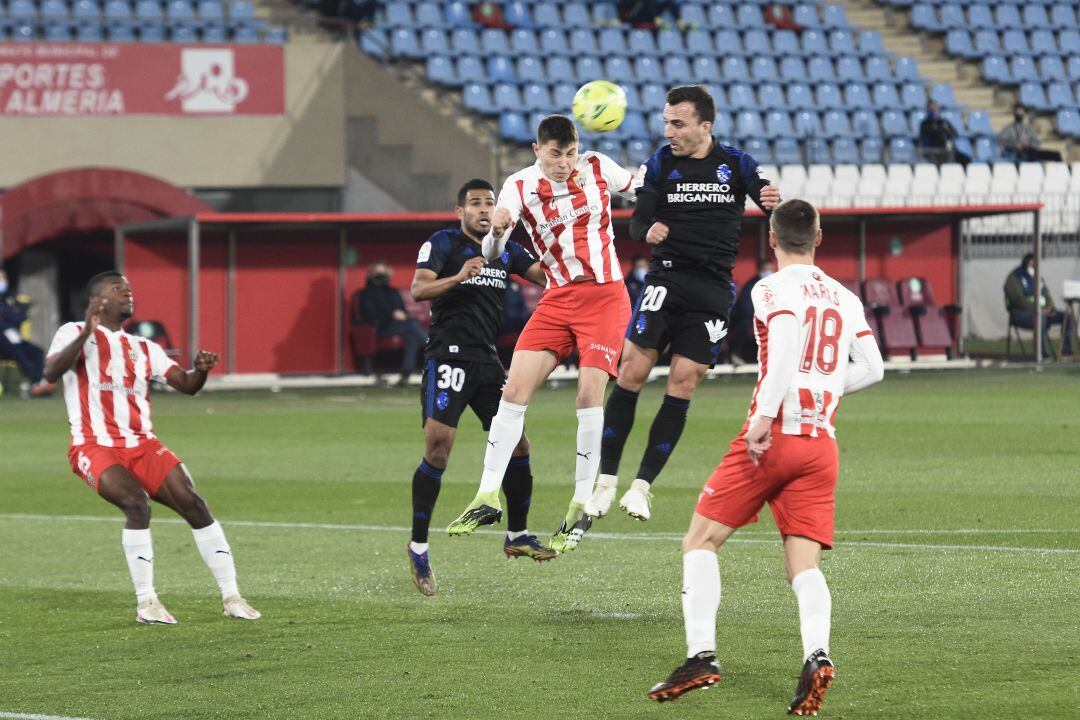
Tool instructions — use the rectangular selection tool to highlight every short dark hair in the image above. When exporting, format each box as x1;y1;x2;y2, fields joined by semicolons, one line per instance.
770;200;820;253
665;85;716;124
87;271;125;296
536;114;578;147
457;178;495;207
1022;252;1035;267
1014;103;1027;113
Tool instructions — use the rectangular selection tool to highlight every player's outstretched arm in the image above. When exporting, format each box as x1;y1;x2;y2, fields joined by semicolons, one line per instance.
166;350;218;395
43;298;106;383
844;333;884;394
410;260;485;301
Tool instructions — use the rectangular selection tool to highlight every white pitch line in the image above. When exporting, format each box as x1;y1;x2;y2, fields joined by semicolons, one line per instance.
0;513;1076;554
0;712;95;720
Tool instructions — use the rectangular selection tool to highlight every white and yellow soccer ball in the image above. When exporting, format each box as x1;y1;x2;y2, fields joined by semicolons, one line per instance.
571;80;627;133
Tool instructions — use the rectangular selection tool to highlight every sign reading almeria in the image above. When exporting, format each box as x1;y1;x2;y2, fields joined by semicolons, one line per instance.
0;43;283;116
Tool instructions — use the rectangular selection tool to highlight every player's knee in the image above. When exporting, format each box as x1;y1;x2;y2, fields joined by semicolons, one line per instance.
512;433;530;456
123;494;152;527
682;532;717;554
426;442;451;468
669;370;706;399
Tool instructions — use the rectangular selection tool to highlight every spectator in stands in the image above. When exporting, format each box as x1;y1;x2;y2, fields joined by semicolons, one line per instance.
358;261;427;386
618;0;682;29
625;254;650;306
473;1;512;30
0;268;53;396
729;258;776;363
1005;253;1074;357
998;104;1063;162
918;101;959;165
764;3;803;30
501;280;530;336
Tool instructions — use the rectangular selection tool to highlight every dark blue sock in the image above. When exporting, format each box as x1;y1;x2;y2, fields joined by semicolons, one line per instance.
637;394;690;484
599;384;640;476
502;455;533;533
411;459;443;544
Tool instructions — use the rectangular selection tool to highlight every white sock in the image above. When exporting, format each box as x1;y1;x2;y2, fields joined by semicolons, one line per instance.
572;407;604;504
478;401;528;493
506;530;528;541
791;567;831;661
192;521;240;599
597;473;618;489
682;549;721;657
409;541;429;554
121;528;156;603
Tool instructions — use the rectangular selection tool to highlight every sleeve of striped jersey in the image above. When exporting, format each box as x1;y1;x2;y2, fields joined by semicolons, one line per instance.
845;332;885;394
482;177;523;261
46;322;80;358
750;279;794;325
596;152;636;200
147;340;180;382
754;312;800;418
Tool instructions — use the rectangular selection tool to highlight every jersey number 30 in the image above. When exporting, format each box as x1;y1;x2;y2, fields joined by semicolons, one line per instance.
437;364;466;392
800;307;842;375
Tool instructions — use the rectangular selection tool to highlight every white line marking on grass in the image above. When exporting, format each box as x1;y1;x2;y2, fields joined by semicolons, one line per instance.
0;712;95;720
590;611;641;619
1;513;1076;555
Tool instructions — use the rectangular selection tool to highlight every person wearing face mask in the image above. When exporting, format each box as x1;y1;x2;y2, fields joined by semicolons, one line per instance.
730;258;776;363
998;105;1063;162
1005;253;1074;357
0;268;53;397
918;100;958;166
626;254;650;306
357;261;428;386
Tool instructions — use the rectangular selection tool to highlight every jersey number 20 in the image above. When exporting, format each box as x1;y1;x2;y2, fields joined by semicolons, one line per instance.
800;307;842;375
639;285;668;312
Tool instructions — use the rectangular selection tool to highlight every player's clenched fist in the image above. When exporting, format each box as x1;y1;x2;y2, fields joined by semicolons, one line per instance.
83;297;106;334
193;350;219;373
491;207;513;237
759;184;781;210
457;256;486;282
646;221;670;245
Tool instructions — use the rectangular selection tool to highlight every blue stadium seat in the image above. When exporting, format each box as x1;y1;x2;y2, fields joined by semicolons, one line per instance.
735;111;763;139
171;24;198;41
1069;56;1080;80
503;2;531;28
692;56;721;83
728;83;756;110
197;0;223;20
805;138;831;165
945;30;976;58
592;138;624;163
685;28;713;56
545;57;573;85
909;108;927;134
1050;4;1078;29
872;82;901;109
744;139;773;164
640;83;666;111
900;82;927;110
1022;5;1052;29
1010;56;1039;83
832;137;859;164
807;57;833;82
665;56;691;83
793;4;821;29
539;29;567;54
462;83;492;113
967;4;994;29
568;28;594;55
822;110;852;138
622;84;642;111
794;110;821;137
779;57;806;83
444;1;471;28
486;56;516;84
786;83;813;110
721;56;749;80
44;24;73;41
562;2;589;26
634;56;660;82
77;23;104;40
481;29;509;55
390;29;421;58
7;0;36;18
858;30;884;56
939;108;963;132
765;111;793;139
426;56;454;85
864;56;890;82
751;56;776;81
707;5;735;28
1029;31;1059;57
448;28;475;53
680;3;706;28
265;27;286;43
74;0;101;18
982;55;1010;83
972;137;997;162
134;0;161;20
454;56;483;84
851;109;881;136
574;56;601;84
816;83;843;109
1062;30;1080;55
203;23;227;42
930;83;957;109
880;110;908;137
712;112;733;139
744;29;771;57
657;29;687;56
597;28;626;55
604;56;633;84
229;0;253;19
994;5;1022;28
714;30;742;57
532;4;560;27
860;138;884;164
627;29;658;55
384;3;412;27
735;4;764;28
774;138;802;165
801;30;828;55
823;4;848;28
772;30;800;57
552;83;576;112
140;24;166;41
510;29;538;54
500;112;532;143
757;83;785;110
42;0;69;18
938;4;964;30
836;56;863;82
910;4;939;31
973;30;1002;56
1046;82;1074;110
844;83;872;109
414;2;442;28
615;113;646;142
829;30;857;55
626;138;653;163
1001;30;1030;56
966;110;993;136
888;138;916;164
420;28;449;55
1056;109;1080;137
107;23;135;41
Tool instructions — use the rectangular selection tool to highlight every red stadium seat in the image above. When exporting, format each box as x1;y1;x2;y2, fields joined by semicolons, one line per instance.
863;278;919;359
897;277;959;357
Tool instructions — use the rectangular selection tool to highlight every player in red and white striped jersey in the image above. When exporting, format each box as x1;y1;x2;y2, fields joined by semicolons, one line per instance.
447;115;637;552
44;272;260;625
648;201;884;714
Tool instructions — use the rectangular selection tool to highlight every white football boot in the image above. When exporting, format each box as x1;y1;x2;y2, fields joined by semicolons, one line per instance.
619;479;653;521
585;474;618;518
136;597;177;625
223;596;262;620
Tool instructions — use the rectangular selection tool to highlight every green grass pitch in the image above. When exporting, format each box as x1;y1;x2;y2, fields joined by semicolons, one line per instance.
1;367;1077;719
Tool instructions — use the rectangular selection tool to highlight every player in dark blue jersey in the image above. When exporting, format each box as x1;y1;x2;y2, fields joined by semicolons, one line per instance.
587;86;782;523
405;179;554;595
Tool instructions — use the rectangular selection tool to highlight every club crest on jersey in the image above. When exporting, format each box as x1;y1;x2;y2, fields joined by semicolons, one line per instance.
573;171;590;188
436;391;450;411
716;164;732;184
636;314;648;334
500;250;510;264
128;348;139;363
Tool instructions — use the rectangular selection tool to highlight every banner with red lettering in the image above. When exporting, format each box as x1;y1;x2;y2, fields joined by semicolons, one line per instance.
0;43;284;116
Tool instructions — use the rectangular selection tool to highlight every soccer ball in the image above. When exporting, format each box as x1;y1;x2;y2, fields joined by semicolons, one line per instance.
572;81;627;133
